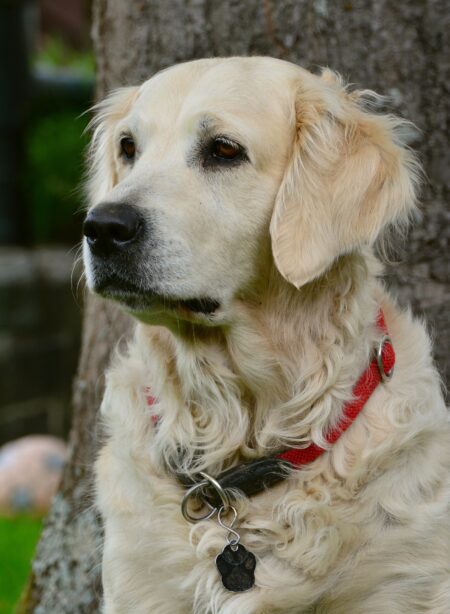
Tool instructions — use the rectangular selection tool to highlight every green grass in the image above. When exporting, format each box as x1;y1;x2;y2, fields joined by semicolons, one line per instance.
0;517;42;614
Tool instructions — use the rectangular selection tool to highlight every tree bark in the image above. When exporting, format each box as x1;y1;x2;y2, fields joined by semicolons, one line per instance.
23;1;448;612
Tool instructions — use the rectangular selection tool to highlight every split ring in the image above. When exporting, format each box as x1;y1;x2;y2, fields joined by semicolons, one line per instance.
181;471;231;523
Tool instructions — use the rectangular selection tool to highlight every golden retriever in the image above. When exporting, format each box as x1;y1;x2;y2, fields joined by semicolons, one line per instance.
82;57;450;613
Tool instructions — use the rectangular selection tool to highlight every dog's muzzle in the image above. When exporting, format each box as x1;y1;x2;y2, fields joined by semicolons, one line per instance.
83;203;221;316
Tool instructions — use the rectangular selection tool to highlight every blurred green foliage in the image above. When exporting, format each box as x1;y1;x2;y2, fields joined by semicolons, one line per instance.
26;36;94;245
36;36;95;78
0;517;42;613
26;112;89;245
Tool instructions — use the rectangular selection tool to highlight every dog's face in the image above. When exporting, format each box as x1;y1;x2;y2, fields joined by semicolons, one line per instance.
84;58;294;323
83;57;418;325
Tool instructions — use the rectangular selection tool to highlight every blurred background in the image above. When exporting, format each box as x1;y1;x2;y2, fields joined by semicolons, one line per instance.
0;1;92;610
1;0;92;443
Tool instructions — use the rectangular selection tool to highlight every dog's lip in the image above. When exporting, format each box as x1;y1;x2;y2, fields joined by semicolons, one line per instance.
94;277;220;315
178;298;220;314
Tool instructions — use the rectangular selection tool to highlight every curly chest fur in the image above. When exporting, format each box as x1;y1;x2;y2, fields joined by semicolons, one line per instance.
95;339;449;613
96;440;365;613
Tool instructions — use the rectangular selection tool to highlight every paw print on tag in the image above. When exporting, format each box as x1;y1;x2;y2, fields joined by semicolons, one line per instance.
216;543;256;592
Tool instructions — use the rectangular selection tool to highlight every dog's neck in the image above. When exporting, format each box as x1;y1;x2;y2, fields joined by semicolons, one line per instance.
140;250;383;476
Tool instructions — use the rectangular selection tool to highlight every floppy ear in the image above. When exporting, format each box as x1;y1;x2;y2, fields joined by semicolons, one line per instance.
270;70;421;288
86;86;139;205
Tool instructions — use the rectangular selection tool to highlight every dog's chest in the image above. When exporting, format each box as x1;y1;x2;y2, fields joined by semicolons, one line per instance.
95;341;380;611
96;427;357;614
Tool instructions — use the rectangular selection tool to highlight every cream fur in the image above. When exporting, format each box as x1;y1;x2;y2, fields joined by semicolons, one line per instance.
84;57;450;613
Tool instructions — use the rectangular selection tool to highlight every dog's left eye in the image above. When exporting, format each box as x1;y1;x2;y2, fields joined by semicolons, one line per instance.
120;137;136;161
212;138;242;160
203;136;248;169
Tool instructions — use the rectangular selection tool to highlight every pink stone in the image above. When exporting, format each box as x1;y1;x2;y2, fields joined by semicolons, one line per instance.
0;435;67;516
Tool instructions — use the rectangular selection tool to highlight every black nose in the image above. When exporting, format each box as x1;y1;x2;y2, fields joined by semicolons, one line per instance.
83;203;144;256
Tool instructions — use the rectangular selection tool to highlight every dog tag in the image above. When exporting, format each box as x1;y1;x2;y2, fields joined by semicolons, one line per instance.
216;543;256;592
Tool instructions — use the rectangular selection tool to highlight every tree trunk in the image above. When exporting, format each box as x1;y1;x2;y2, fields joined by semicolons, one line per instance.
23;1;448;612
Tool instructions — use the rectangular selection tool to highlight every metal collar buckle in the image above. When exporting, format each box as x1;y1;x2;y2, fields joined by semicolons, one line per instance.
376;335;394;382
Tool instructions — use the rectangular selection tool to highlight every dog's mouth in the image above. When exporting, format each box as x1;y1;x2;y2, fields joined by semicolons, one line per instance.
95;277;220;316
177;298;220;314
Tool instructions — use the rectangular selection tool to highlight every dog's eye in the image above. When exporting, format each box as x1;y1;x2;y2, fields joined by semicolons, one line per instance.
120;137;136;161
212;137;242;160
201;135;248;169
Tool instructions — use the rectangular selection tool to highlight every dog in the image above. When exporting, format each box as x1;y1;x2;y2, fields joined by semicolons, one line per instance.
82;57;450;613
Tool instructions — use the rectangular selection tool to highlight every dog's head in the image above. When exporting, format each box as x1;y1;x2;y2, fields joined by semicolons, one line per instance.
83;57;419;325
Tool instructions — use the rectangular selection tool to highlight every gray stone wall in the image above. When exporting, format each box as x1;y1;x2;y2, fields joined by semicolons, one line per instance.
0;248;81;445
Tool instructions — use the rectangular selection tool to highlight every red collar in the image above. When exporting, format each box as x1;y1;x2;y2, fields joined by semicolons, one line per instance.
277;310;394;467
146;310;395;502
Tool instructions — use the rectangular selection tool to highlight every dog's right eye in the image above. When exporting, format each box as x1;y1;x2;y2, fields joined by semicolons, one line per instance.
120;137;136;161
